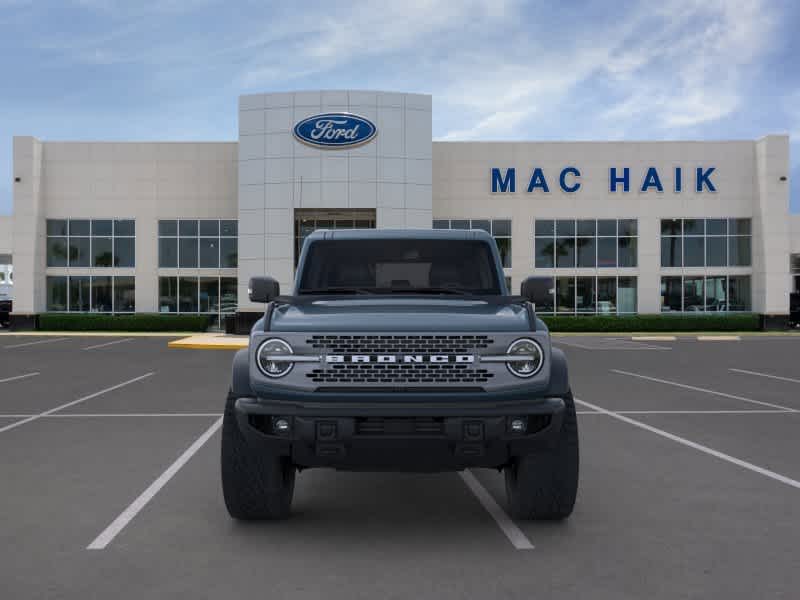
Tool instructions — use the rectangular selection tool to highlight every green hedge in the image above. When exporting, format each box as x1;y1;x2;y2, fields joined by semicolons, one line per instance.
540;314;760;332
38;313;212;332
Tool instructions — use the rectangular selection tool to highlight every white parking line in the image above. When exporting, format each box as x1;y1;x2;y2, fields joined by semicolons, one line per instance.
574;396;800;490
83;338;134;351
3;337;69;349
729;368;800;385
611;369;796;412
578;409;798;415
87;417;223;550
459;470;534;550
0;372;40;384
0;373;155;434
555;340;670;351
48;413;222;418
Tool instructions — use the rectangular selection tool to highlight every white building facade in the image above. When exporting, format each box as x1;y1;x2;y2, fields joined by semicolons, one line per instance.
3;89;798;329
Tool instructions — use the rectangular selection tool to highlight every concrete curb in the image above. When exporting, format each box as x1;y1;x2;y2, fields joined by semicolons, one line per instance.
168;335;248;350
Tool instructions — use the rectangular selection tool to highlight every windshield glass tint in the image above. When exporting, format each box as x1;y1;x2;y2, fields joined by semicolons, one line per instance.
298;239;502;294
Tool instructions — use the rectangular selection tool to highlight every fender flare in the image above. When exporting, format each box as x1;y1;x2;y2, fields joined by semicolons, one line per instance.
545;346;570;397
230;348;253;398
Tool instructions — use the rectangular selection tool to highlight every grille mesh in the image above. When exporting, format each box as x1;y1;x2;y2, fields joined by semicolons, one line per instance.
306;334;495;385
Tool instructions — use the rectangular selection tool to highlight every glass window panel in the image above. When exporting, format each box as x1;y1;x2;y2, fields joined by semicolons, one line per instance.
660;277;682;312
179;220;198;237
432;220;449;229
597;219;616;236
47;219;68;236
706;219;727;235
618;277;637;313
660;219;682;236
729;237;751;266
491;219;511;236
220;220;238;236
159;238;178;268
705;276;727;311
316;219;333;229
114;277;136;312
556;219;575;236
728;276;751;311
69;237;91;267
159;220;178;236
576;219;595;236
178;277;199;313
683;219;704;235
47;237;68;267
114;219;135;236
618;238;637;267
91;219;112;236
706;237;727;267
92;237;113;267
450;219;470;230
597;237;616;267
729;218;751;235
661;237;682;267
69;276;91;312
683;237;705;267
576;237;596;268
354;220;373;229
471;219;491;233
92;276;113;312
220;277;238;313
114;238;135;268
534;219;554;237
199;220;219;236
495;237;511;268
618;219;638;236
504;276;512;292
46;276;68;311
334;219;354;229
576;277;596;314
220;238;238;268
556;237;575;268
556;277;575;313
69;219;90;236
597;277;617;315
179;238;199;268
199;238;220;268
199;277;220;313
535;238;555;269
791;254;800;273
158;277;178;313
683;276;705;312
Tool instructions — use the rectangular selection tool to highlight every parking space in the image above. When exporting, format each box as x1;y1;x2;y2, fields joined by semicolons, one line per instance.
1;334;799;599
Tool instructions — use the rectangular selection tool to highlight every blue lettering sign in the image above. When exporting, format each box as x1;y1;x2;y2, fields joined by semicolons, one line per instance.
674;167;682;193
640;167;664;192
293;113;376;148
696;167;716;192
559;167;581;193
491;168;515;193
527;168;550;193
609;167;630;192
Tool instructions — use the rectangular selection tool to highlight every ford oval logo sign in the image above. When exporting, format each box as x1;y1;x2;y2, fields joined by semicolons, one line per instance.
293;113;377;149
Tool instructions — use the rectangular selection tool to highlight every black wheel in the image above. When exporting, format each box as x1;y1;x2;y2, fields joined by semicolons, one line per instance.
505;391;579;520
221;392;295;520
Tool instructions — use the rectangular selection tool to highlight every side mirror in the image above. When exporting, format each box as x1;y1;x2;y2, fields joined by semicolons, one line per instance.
249;276;280;303
521;276;554;308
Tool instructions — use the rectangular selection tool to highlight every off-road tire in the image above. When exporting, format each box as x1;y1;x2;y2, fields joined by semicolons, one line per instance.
504;391;579;520
221;392;295;520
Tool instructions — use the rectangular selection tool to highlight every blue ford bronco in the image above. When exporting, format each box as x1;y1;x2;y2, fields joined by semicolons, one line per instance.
222;229;578;520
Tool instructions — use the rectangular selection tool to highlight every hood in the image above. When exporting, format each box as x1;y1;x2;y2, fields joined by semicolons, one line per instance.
269;297;531;332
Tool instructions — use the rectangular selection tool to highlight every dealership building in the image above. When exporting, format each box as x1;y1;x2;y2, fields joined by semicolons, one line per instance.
1;89;798;329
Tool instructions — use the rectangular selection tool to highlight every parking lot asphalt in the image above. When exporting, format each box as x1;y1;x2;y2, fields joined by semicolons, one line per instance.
1;333;799;599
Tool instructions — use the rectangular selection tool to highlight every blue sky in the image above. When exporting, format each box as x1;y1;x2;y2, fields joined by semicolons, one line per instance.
1;0;798;215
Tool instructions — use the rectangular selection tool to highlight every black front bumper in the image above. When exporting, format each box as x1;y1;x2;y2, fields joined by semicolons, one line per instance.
234;396;565;471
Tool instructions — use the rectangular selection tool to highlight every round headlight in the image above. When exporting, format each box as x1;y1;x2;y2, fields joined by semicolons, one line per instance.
506;338;544;378
256;338;294;378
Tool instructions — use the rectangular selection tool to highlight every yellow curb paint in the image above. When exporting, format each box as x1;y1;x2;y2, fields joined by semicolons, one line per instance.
168;335;248;350
697;336;741;341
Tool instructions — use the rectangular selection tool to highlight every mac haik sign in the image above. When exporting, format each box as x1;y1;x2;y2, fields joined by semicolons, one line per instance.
490;167;717;194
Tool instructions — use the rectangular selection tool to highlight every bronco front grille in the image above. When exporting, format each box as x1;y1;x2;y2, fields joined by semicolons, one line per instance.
306;334;493;354
304;334;496;385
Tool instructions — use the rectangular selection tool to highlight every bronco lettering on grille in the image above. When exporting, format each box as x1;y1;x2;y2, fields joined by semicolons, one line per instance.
325;354;475;364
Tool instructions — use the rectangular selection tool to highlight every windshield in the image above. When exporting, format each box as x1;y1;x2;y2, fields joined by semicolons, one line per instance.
297;239;502;295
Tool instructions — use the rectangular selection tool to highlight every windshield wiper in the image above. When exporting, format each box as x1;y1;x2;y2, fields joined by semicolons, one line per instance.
297;287;376;295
